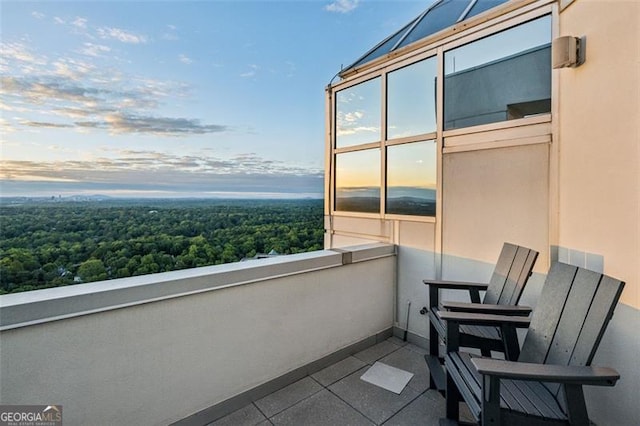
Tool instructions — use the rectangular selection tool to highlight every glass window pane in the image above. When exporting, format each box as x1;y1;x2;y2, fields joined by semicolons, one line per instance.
444;15;552;130
336;78;381;148
335;149;380;213
386;141;436;216
387;57;437;139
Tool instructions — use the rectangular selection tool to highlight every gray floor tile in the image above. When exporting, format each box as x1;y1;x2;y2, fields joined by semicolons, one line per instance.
382;390;444;426
379;347;430;392
270;389;374;426
255;377;323;418
354;340;401;364
208;404;267;426
460;402;476;423
312;356;367;387
404;343;428;356
329;366;420;424
385;336;408;347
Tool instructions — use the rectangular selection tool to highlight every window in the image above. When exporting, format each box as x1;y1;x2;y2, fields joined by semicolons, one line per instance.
386;141;436;216
331;12;552;218
336;77;381;148
333;60;438;217
444;15;552;130
387;57;437;139
335;149;380;213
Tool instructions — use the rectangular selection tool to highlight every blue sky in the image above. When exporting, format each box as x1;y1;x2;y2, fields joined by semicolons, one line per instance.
1;0;427;198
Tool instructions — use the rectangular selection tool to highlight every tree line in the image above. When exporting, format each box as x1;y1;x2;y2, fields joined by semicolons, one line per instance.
0;199;325;294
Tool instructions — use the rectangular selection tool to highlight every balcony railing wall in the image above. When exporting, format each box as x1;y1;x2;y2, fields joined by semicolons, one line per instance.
0;243;396;426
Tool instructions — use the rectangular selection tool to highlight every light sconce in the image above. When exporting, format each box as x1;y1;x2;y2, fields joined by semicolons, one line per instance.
552;36;586;68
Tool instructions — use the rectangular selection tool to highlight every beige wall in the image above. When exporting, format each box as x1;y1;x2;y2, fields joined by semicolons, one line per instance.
557;0;640;308
442;143;550;275
557;2;640;424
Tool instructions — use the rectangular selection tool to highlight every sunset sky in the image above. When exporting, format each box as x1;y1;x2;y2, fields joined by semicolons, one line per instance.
0;0;428;198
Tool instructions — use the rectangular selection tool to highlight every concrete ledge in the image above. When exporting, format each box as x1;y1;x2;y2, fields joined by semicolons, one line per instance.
0;244;395;331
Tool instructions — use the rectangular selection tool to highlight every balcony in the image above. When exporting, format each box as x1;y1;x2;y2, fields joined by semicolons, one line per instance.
206;336;470;426
0;243;634;425
1;243;425;425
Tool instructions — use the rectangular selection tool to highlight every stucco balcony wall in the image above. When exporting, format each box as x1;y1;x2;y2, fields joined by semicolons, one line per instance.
0;243;396;426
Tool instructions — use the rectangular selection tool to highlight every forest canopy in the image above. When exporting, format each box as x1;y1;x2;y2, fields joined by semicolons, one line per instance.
0;198;324;294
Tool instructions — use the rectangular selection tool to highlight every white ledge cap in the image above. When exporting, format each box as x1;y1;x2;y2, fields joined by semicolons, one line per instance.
0;244;395;330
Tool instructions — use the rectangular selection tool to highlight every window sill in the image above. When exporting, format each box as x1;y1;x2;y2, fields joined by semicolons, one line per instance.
443;115;551;153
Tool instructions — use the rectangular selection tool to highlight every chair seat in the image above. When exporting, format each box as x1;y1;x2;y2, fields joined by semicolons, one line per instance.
460;324;501;340
446;352;568;423
430;307;502;345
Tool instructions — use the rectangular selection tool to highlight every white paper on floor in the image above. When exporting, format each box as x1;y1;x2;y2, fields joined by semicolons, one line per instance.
360;361;414;394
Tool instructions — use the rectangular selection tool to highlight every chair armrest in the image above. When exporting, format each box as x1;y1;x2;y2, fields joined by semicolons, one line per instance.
423;279;489;291
437;311;531;328
424;280;489;305
441;301;532;316
472;358;620;386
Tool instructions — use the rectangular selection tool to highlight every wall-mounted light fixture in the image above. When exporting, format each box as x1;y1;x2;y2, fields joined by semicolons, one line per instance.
552;36;586;68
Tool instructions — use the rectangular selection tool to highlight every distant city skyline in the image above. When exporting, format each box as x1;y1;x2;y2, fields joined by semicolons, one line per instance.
0;0;429;198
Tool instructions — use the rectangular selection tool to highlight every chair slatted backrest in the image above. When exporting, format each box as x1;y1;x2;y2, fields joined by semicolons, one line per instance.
569;275;624;366
519;262;624;367
496;246;539;305
483;243;539;305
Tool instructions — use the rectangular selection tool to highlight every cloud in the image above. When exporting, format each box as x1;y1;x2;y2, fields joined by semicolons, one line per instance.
336;126;379;136
342;111;364;122
72;17;88;29
79;43;111;57
240;64;259;78
0;117;16;133
97;27;148;44
325;0;360;13
1;151;321;178
162;24;179;41
0;152;324;196
179;54;193;65
1;42;227;137
101;113;229;136
53;17;65;25
19;120;74;128
0;42;46;70
32;11;45;20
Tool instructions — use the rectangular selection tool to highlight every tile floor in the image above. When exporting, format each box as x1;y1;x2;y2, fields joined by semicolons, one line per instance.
208;337;472;426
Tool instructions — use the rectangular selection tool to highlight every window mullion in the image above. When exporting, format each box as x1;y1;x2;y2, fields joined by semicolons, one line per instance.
381;72;388;216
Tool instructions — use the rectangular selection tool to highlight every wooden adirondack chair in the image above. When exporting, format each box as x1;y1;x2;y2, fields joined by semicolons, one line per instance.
440;262;625;425
424;243;539;392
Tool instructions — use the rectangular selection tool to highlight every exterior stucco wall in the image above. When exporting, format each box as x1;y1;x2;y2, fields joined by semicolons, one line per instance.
557;0;639;308
442;143;550;274
557;1;640;424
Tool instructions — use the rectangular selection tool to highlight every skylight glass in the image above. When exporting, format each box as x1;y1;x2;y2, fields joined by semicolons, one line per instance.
341;0;509;76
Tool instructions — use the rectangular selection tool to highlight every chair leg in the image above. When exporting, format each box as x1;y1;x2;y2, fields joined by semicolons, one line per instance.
446;371;460;420
481;375;501;426
564;384;589;425
429;318;440;390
